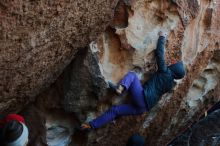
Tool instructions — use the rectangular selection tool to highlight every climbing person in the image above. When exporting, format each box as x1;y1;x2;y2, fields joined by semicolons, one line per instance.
81;31;186;130
0;114;29;146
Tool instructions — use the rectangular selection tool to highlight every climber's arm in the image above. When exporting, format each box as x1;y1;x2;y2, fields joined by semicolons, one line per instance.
155;32;168;72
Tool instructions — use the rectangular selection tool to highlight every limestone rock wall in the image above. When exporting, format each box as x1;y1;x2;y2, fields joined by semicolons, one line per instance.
85;0;220;145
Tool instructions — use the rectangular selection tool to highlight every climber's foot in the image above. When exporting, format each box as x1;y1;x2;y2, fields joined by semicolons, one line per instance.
108;82;124;95
117;85;124;94
80;123;92;131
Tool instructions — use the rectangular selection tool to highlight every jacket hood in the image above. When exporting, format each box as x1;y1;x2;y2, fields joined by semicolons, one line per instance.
168;61;186;79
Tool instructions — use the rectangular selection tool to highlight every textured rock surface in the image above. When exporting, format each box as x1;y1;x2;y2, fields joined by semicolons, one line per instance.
189;110;220;146
85;0;220;145
170;109;220;146
0;0;118;113
63;48;107;122
20;81;80;146
20;105;47;146
1;0;220;146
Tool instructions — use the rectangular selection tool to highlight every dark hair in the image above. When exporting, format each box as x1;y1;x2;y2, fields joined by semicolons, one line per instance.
1;120;23;144
126;133;145;146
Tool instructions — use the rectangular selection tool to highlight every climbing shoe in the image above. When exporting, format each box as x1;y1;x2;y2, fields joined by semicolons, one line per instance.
108;81;124;95
74;123;92;133
80;123;92;131
108;81;118;91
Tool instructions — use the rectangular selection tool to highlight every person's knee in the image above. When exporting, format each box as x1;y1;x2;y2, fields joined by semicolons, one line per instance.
126;72;139;83
127;71;136;77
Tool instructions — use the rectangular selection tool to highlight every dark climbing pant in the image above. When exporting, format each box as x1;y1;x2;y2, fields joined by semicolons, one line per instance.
89;72;148;129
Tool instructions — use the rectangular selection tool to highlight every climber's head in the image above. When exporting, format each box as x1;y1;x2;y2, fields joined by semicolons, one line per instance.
126;133;145;146
2;120;29;146
168;61;186;79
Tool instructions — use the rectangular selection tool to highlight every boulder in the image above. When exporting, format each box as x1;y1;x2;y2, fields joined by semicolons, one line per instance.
0;0;118;113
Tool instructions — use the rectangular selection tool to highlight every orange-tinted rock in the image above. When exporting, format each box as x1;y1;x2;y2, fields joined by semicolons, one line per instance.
86;0;220;145
110;0;129;29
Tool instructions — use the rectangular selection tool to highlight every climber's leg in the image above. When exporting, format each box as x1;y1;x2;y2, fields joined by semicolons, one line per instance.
120;72;146;108
89;104;146;129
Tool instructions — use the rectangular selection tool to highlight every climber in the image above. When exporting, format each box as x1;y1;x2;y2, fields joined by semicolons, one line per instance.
81;31;186;130
0;114;29;146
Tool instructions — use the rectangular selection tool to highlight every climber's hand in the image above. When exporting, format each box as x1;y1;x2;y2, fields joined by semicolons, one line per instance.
158;31;167;37
80;123;91;130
